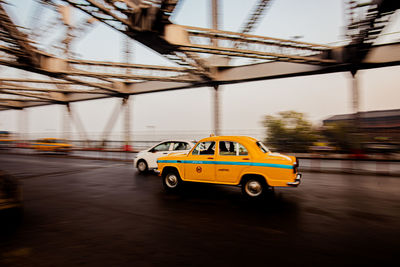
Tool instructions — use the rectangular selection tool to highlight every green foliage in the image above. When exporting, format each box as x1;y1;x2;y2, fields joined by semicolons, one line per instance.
321;122;361;153
263;111;316;153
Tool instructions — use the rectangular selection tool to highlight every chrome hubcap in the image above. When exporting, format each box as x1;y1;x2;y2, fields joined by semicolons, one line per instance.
138;161;146;171
245;180;262;197
166;174;178;188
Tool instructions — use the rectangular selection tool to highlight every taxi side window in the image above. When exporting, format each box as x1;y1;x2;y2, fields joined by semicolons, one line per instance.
192;141;215;155
238;143;248;155
153;142;171;152
219;141;236;156
219;141;248;156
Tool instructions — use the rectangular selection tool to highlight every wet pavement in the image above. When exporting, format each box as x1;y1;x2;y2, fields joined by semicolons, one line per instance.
0;153;399;266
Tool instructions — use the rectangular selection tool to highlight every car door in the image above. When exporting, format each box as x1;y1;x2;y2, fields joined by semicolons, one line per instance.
148;142;173;168
184;141;216;182
215;141;251;183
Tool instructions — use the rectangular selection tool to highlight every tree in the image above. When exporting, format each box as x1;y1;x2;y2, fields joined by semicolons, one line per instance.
320;122;361;154
263;111;316;153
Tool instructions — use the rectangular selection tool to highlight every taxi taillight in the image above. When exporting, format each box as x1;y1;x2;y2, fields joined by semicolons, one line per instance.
293;158;299;173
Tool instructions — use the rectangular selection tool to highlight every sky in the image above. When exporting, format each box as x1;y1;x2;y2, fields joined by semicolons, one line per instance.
0;0;400;140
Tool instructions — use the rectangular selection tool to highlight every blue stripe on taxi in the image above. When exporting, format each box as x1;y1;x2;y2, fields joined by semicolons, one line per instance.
157;159;293;170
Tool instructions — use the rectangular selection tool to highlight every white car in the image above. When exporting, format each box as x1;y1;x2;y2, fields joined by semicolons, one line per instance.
133;140;195;173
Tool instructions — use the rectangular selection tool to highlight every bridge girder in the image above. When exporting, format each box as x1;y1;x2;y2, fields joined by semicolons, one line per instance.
0;0;399;110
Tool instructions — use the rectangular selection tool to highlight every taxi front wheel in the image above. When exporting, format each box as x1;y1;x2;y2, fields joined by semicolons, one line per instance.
162;170;182;192
242;178;269;199
137;160;148;173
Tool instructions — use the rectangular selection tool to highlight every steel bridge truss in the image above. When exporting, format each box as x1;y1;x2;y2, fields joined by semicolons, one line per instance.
0;0;400;110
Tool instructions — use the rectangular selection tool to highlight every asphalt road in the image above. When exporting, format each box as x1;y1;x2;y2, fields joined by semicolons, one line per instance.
0;153;399;266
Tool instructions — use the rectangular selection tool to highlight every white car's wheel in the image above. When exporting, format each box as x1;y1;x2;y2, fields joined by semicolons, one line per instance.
137;160;148;173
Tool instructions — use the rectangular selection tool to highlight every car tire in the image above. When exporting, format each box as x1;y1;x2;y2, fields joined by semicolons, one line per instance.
137;160;148;173
162;170;182;192
242;177;269;199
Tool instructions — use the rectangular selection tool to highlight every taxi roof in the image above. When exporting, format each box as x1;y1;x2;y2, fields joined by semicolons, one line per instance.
198;135;259;144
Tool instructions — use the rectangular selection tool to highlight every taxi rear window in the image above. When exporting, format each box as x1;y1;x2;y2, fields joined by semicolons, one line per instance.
256;141;269;153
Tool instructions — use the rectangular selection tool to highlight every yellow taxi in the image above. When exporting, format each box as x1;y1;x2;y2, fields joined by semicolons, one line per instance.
32;138;73;153
157;136;301;199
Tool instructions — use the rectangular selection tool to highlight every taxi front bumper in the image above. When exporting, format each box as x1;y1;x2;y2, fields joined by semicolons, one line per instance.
287;173;302;187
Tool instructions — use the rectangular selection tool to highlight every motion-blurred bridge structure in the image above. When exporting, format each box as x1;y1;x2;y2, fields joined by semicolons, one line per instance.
1;0;400;147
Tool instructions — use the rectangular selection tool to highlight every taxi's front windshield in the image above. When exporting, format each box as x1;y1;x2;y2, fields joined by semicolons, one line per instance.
256;141;270;153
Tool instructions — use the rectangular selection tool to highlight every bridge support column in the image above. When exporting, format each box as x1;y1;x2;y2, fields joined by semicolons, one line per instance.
123;97;132;151
101;99;124;148
101;97;132;150
18;108;28;143
350;70;361;132
123;35;133;151
350;70;359;116
213;85;220;136
350;70;362;156
66;103;90;148
211;0;220;46
62;104;71;140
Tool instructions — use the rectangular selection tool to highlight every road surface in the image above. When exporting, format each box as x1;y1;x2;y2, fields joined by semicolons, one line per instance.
0;153;399;266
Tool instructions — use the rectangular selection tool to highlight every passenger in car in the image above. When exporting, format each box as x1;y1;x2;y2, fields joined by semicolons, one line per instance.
220;142;228;153
175;143;185;150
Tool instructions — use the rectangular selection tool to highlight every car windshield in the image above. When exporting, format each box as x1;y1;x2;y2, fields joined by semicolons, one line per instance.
192;141;215;155
256;141;270;153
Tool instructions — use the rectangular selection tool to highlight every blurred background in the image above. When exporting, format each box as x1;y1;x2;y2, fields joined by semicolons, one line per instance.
1;1;400;266
0;0;399;156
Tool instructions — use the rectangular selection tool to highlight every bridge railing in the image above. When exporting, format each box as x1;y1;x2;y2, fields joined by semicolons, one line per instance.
2;144;400;176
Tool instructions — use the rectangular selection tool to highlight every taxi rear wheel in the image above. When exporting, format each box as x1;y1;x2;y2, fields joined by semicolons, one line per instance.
162;170;182;192
242;177;267;199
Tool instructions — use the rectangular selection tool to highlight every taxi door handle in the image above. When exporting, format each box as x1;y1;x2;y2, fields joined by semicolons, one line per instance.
207;157;214;159
242;157;250;160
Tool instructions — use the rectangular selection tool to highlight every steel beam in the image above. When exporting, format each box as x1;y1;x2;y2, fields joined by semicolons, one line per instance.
0;4;39;66
67;59;194;72
211;0;219;47
0;100;24;109
0;78;73;84
362;42;400;65
123;97;131;149
0;97;49;102
57;0;335;74
1;43;400;110
18;108;28;141
350;70;359;115
166;25;334;64
67;103;90;146
0;90;65;102
350;70;361;135
239;0;272;34
62;104;71;140
213;85;220;136
101;99;124;144
0;82;108;95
